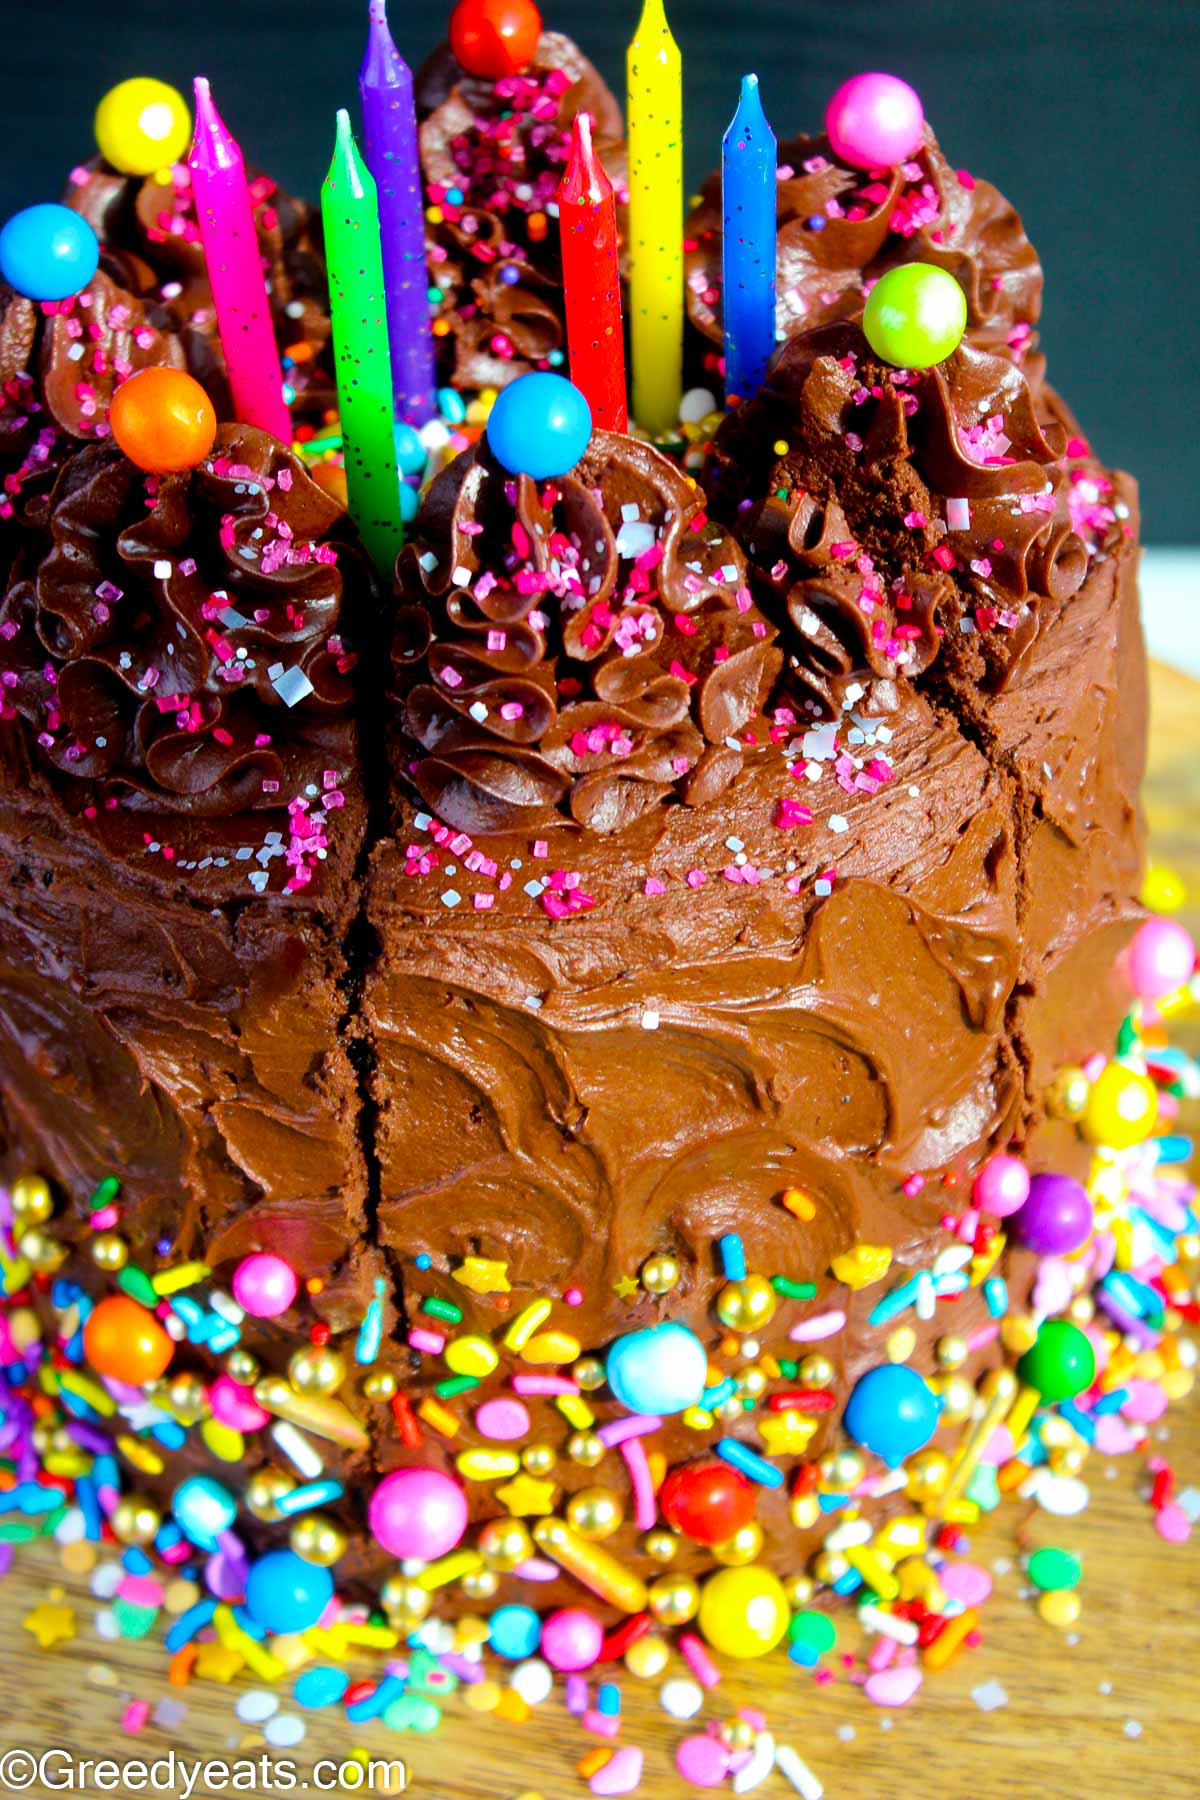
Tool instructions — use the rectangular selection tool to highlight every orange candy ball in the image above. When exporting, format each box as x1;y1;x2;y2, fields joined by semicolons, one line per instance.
449;0;542;78
83;1294;174;1385
109;367;217;474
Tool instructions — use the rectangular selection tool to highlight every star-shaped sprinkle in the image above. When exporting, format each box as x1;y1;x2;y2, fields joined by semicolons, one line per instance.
613;1275;640;1300
830;1243;893;1290
452;1257;511;1295
23;1602;76;1648
495;1473;558;1516
758;1410;819;1456
192;1641;247;1682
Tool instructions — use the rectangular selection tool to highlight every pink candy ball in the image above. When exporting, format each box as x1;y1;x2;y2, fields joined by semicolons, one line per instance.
1126;917;1195;1002
972;1152;1031;1218
231;1251;298;1319
540;1607;604;1672
209;1375;270;1432
368;1466;468;1561
825;72;925;171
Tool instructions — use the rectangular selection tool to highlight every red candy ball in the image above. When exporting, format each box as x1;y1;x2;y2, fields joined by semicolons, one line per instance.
660;1460;756;1545
449;0;542;78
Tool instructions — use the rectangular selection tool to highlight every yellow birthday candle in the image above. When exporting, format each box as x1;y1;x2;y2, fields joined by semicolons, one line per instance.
626;0;683;432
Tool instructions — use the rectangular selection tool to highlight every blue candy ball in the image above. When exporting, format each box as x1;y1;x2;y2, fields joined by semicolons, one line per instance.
485;372;592;480
170;1475;237;1551
394;421;427;477
244;1548;334;1635
843;1364;941;1468
399;479;419;524
606;1321;708;1416
294;1666;350;1709
0;203;100;302
488;1603;541;1660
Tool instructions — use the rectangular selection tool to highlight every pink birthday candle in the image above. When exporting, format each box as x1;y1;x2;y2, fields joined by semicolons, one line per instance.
188;76;292;443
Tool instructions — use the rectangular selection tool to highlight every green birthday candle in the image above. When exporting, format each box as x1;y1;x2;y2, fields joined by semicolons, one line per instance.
321;108;404;573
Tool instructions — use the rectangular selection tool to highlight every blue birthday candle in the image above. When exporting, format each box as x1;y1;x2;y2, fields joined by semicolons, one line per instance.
721;74;777;402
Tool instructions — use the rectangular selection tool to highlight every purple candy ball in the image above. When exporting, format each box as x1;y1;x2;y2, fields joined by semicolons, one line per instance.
1014;1172;1093;1256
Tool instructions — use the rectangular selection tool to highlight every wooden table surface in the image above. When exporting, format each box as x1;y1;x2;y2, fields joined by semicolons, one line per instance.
1;663;1197;1800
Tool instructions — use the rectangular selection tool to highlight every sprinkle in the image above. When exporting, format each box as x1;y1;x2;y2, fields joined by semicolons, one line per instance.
715;1438;785;1488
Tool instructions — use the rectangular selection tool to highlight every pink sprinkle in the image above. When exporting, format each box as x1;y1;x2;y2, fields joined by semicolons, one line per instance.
789;1310;846;1342
408;1327;445;1355
946;497;971;531
620;1435;657;1531
122;1701;150;1734
903;510;927;530
644;877;666;896
679;1631;721;1689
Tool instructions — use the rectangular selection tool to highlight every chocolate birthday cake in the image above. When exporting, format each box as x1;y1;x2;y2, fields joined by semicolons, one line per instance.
0;9;1194;1781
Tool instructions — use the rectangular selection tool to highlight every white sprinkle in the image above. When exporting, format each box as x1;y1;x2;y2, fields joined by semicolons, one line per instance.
814;878;832;897
270;1421;324;1479
451;564;472;587
859;1605;918;1645
774;1744;823;1800
509;1659;553;1705
659;1678;703;1720
1124;1720;1143;1740
679;387;718;423
829;814;848;834
469;701;489;722
971;1680;1009;1712
153;559;173;579
264;1714;306;1748
236;1690;280;1724
1176;1486;1200;1523
440;889;461;908
641;1009;660;1031
270;665;314;707
616;519;656;559
733;1731;775;1793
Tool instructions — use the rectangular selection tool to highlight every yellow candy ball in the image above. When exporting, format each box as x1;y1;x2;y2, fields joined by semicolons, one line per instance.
625;1635;670;1679
1037;1588;1081;1629
1081;1062;1158;1149
95;78;191;176
716;1275;777;1332
642;1529;680;1563
712;1522;764;1566
1045;1065;1090;1121
288;1345;346;1397
11;1173;53;1223
567;1485;623;1539
478;1517;533;1571
290;1514;347;1566
1142;864;1185;913
647;1573;700;1625
697;1565;789;1659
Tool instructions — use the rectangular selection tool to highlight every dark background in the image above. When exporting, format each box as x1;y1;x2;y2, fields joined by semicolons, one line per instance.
1;0;1196;538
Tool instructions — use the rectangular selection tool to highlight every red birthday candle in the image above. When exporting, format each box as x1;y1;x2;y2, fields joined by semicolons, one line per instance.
188;77;292;443
558;112;627;434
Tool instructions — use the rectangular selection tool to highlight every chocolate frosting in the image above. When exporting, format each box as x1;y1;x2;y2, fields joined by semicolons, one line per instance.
65;157;333;422
706;319;1101;711
686;128;1041;363
0;424;367;819
393;431;781;832
416;31;627;391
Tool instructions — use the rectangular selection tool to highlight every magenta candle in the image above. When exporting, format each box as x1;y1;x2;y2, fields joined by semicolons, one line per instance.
188;77;292;443
359;0;436;424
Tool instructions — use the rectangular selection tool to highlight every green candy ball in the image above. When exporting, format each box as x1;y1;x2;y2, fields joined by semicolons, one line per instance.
863;263;968;369
1016;1320;1096;1402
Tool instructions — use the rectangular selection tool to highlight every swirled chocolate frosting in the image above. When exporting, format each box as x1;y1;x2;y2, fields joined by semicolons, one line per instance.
392;431;780;833
415;32;627;392
705;316;1118;710
686;128;1042;372
64;157;332;422
0;423;370;843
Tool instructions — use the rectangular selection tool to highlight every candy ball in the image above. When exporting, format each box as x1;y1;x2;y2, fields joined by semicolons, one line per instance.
488;1602;541;1660
972;1152;1030;1219
1017;1319;1096;1401
231;1251;298;1319
83;1294;173;1385
109;367;217;474
485;371;591;480
244;1548;334;1635
95;78;192;176
605;1321;708;1416
171;1475;237;1551
825;72;925;171
1081;1061;1159;1149
367;1466;468;1560
862;263;967;369
0;204;99;302
697;1565;789;1660
449;0;543;79
843;1363;940;1468
1014;1172;1094;1255
1126;917;1195;1001
660;1460;756;1546
540;1606;604;1672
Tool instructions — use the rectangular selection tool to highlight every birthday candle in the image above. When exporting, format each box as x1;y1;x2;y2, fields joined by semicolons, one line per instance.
359;0;437;424
188;78;292;443
721;73;777;404
626;0;683;433
558;113;627;434
321;109;405;574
